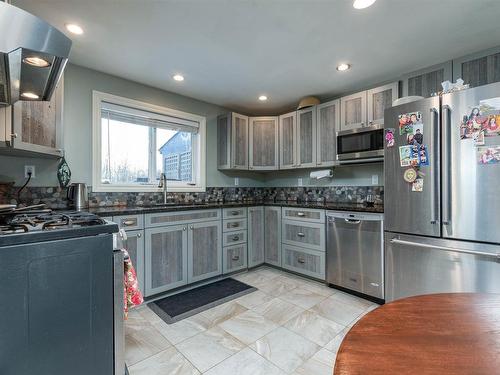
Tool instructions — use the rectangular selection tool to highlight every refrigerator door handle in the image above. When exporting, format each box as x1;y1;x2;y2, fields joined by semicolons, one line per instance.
442;104;452;227
430;107;439;225
390;238;500;259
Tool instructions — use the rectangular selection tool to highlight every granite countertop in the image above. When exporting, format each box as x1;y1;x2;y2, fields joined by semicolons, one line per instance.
88;201;383;216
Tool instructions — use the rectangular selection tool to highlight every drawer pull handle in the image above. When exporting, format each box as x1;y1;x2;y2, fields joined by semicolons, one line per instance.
231;211;239;215
123;220;135;226
297;232;305;237
297;212;305;217
232;235;240;241
231;255;240;261
230;223;239;228
297;258;306;264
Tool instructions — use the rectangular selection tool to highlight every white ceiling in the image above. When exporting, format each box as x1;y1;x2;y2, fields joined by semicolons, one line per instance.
13;0;500;114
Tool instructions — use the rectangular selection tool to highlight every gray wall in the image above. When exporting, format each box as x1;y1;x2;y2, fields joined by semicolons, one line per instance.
0;64;267;187
0;64;380;188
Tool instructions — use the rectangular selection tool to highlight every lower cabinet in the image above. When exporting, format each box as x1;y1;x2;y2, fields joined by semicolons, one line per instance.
187;220;222;283
248;206;265;267
264;206;281;267
282;244;326;280
223;244;248;274
144;220;222;296
145;225;188;296
125;229;145;294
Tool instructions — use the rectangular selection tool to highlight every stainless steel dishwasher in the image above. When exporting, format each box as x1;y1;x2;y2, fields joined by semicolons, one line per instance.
326;211;384;301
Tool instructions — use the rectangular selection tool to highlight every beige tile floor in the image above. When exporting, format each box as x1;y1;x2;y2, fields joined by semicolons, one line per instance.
126;266;379;375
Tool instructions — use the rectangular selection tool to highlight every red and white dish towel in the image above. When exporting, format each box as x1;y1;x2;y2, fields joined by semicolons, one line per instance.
123;249;143;318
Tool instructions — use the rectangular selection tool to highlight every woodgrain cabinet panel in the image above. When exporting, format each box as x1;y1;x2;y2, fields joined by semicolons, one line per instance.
249;116;279;170
282;244;325;280
145;225;188;296
248;206;265;267
454;50;500;88
282;219;325;252
279;111;297;169
146;209;220;227
223;244;248;274
297;107;317;167
217;112;248;170
264;206;281;267
125;229;145;294
340;91;367;131
282;207;325;223
187;220;222;283
367;82;399;127
316;100;339;167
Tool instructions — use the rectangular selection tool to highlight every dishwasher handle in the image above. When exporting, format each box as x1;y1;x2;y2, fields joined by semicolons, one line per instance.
344;219;361;224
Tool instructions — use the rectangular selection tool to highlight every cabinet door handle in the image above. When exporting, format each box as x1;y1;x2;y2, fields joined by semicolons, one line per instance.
297;212;305;217
297;232;305;237
137;233;142;238
231;255;240;261
297;257;306;264
190;226;194;230
231;211;239;215
183;227;187;231
122;220;135;226
230;223;239;228
232;235;240;241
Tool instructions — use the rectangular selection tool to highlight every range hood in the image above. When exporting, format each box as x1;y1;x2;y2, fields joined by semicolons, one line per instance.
0;2;71;106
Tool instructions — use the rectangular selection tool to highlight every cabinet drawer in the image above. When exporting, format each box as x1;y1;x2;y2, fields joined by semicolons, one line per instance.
282;244;325;280
113;214;144;230
223;230;247;246
282;207;325;223
223;218;247;232
223;244;248;274
146;209;221;227
282;220;325;252
222;207;247;219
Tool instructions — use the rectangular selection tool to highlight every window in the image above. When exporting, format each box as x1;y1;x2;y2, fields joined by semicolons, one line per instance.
92;91;206;192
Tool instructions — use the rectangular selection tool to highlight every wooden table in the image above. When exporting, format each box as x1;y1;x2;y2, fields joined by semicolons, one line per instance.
334;293;500;375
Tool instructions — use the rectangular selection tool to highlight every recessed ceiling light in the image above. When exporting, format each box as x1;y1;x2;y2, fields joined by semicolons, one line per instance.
353;0;376;9
21;92;39;99
23;56;51;68
336;63;351;71
258;95;268;101
173;74;184;82
65;23;84;35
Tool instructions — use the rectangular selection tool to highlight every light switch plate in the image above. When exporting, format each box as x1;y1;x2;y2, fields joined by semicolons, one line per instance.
234;177;239;186
372;174;379;185
298;178;303;186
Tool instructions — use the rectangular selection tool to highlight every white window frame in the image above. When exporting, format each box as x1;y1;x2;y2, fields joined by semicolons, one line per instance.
92;91;206;192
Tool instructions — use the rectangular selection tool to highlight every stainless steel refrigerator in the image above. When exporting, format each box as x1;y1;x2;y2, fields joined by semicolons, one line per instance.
384;81;500;302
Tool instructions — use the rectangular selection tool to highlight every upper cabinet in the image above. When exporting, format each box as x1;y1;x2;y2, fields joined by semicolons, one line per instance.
279;111;296;169
0;76;64;157
340;91;366;131
316;99;339;167
297;106;317;168
367;82;398;127
453;47;500;88
401;62;452;98
340;82;399;132
249;116;279;170
217;112;248;170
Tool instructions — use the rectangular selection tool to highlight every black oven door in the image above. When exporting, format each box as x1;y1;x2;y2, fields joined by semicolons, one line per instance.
337;125;384;162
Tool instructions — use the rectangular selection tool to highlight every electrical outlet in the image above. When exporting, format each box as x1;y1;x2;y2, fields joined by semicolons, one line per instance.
234;177;239;186
298;178;303;186
24;165;35;178
372;174;379;185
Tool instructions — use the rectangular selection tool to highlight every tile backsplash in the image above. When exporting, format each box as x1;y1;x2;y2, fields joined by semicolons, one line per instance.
1;185;383;208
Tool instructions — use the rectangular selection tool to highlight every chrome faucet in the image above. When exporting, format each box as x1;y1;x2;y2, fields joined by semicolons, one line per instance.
158;173;169;204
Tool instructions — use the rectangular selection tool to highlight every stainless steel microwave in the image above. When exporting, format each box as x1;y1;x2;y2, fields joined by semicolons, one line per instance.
337;124;384;164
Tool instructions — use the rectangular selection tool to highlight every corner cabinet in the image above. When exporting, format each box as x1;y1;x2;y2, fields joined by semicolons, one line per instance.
264;206;281;267
316;100;339;167
1;76;64;158
279;111;297;169
217;112;249;170
248;206;265;268
297;107;317;168
249;116;279;170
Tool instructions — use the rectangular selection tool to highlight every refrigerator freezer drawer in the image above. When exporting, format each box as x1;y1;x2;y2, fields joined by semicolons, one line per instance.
385;232;500;302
